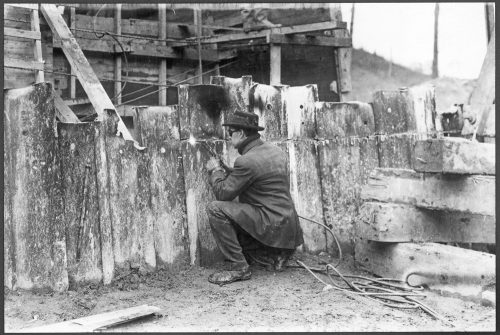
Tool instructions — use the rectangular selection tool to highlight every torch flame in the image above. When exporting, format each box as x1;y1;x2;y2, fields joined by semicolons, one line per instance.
188;135;197;146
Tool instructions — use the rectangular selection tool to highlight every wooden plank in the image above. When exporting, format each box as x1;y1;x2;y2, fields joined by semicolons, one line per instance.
73;13;195;40
408;84;436;137
64;97;91;106
23;305;161;332
469;29;495;107
5;3;39;10
53;94;81;123
316;102;378;254
40;4;140;149
159;4;167;105
329;4;352;100
53;36;237;61
194;8;203;84
58;122;102;289
210;75;253;114
178;85;227;140
69;7;76;99
248;83;288;141
170;20;347;46
106;130;156;271
476;104;495;138
284;84;318;139
210;75;253;140
178;85;227;265
94;121;114;285
269;33;351;47
357;202;495;243
371;89;418;168
4;58;44;71
412;138;495;175
269;42;281;85
361;168;495;216
136;106;189;267
114;4;122;104
3;27;41;39
288;141;326;253
4;83;68;292
485;3;495;43
355;240;495;287
31;8;44;82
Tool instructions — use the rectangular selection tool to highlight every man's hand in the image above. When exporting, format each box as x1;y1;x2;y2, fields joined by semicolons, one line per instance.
205;156;221;173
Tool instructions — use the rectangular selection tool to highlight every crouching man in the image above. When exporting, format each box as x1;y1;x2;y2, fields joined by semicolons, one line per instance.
205;110;304;285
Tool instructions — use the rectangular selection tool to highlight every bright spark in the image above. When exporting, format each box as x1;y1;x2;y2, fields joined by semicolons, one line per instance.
188;135;197;146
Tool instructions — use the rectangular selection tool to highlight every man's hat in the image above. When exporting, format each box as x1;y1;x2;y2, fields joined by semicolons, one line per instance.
222;110;264;131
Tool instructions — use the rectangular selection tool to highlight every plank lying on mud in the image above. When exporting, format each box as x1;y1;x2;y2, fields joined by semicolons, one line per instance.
23;305;161;332
361;168;495;216
354;240;495;287
357;202;495;243
412;138;495;175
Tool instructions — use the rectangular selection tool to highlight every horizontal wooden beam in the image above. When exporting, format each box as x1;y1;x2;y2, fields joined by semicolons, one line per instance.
53;37;237;61
361;168;495;216
4;27;41;40
4;58;45;71
170;20;347;46
73;14;196;40
5;3;38;10
357;202;495;243
412;138;495;175
63;97;91;106
355;240;495;287
268;33;351;47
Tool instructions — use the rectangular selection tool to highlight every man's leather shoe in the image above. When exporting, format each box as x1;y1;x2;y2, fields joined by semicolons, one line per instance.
208;267;252;286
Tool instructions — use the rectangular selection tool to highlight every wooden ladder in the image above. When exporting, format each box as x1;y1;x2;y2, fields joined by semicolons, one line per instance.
4;3;45;83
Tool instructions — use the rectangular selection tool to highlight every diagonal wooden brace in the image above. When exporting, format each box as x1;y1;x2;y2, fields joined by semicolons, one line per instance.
40;4;144;150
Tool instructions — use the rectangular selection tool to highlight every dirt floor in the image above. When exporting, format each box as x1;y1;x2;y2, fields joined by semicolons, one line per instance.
4;252;495;332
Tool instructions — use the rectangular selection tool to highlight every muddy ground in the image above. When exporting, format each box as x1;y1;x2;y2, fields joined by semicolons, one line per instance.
4;252;495;332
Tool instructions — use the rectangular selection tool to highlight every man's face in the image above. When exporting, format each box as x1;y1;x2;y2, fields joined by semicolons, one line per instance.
228;128;246;148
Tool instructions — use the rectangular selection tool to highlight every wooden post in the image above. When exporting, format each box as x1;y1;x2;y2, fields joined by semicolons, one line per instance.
432;3;439;78
159;4;167;105
194;8;203;84
114;4;122;104
485;3;495;43
329;3;352;102
350;3;355;37
269;30;281;85
70;7;76;98
31;5;44;83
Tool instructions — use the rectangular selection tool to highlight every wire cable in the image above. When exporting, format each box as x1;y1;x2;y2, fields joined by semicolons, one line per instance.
297;215;342;267
293;217;454;327
116;59;239;106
